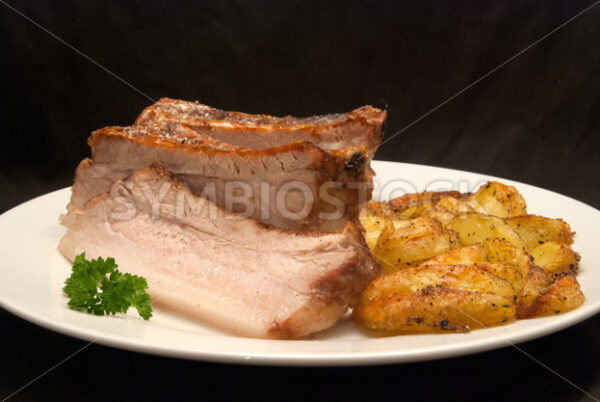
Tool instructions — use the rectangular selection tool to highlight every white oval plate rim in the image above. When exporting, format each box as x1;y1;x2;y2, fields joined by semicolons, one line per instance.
1;160;599;366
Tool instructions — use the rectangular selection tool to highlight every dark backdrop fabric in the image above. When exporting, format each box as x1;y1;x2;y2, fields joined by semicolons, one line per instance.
1;1;599;401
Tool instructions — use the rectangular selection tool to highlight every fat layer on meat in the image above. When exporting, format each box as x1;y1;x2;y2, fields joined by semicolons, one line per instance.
59;165;380;339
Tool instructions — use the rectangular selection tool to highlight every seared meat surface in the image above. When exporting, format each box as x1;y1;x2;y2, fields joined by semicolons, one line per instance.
59;165;380;338
135;98;386;153
65;124;373;231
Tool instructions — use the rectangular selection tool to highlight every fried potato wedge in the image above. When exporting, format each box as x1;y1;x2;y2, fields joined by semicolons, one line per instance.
375;221;459;273
397;202;434;220
530;241;580;277
363;199;437;220
473;264;526;292
425;196;475;224
360;215;392;250
516;265;552;312
467;181;527;218
390;217;443;239
353;288;515;333
376;217;397;247
363;200;397;219
422;242;486;266
423;238;530;273
422;238;530;292
517;275;584;319
363;264;515;297
446;212;525;249
353;264;516;332
505;215;574;251
389;191;465;211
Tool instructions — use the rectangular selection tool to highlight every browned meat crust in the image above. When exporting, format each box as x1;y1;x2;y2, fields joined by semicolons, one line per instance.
135;98;386;153
66;124;374;231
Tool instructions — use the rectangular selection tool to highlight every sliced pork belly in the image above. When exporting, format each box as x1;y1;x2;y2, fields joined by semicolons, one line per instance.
134;98;386;153
59;165;380;339
65;124;373;231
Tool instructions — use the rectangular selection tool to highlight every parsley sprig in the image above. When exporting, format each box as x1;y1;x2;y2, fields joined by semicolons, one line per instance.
63;253;152;320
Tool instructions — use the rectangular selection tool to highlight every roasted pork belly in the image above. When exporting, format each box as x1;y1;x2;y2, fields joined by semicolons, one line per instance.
59;165;380;339
135;98;386;153
65;124;373;231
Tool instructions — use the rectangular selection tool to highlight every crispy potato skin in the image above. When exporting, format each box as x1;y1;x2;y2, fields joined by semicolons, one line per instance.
517;275;584;319
362;264;515;297
363;200;398;219
530;241;580;277
360;214;390;250
390;217;443;239
467;181;527;218
423;242;486;266
423;238;530;290
376;232;459;273
353;286;515;333
426;196;475;224
505;215;574;250
374;219;459;273
353;265;516;332
446;213;525;249
516;265;551;313
389;191;466;211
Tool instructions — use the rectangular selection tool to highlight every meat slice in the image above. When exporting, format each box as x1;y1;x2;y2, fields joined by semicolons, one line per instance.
58;165;380;339
65;124;373;232
134;98;386;153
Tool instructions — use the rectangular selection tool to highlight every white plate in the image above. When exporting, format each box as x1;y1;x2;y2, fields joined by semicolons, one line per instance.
1;161;599;366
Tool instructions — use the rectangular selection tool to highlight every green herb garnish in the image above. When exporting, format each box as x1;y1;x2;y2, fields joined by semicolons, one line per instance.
63;253;152;320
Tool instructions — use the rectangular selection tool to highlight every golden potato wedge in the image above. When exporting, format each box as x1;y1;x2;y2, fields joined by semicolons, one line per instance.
375;230;459;273
436;196;474;212
517;275;584;319
473;264;526;291
363;199;437;220
397;202;434;220
374;216;443;264
389;191;466;212
530;241;580;277
467;181;527;218
424;238;529;273
353;264;516;332
445;212;525;249
422;238;530;292
363;264;515;297
516;265;552;312
363;200;396;219
390;217;443;239
353;288;515;333
360;213;437;253
375;218;396;249
360;215;392;250
425;196;475;224
422;242;484;265
505;215;574;250
479;237;531;275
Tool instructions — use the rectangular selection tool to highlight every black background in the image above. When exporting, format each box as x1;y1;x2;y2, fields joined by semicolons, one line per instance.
1;1;599;401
